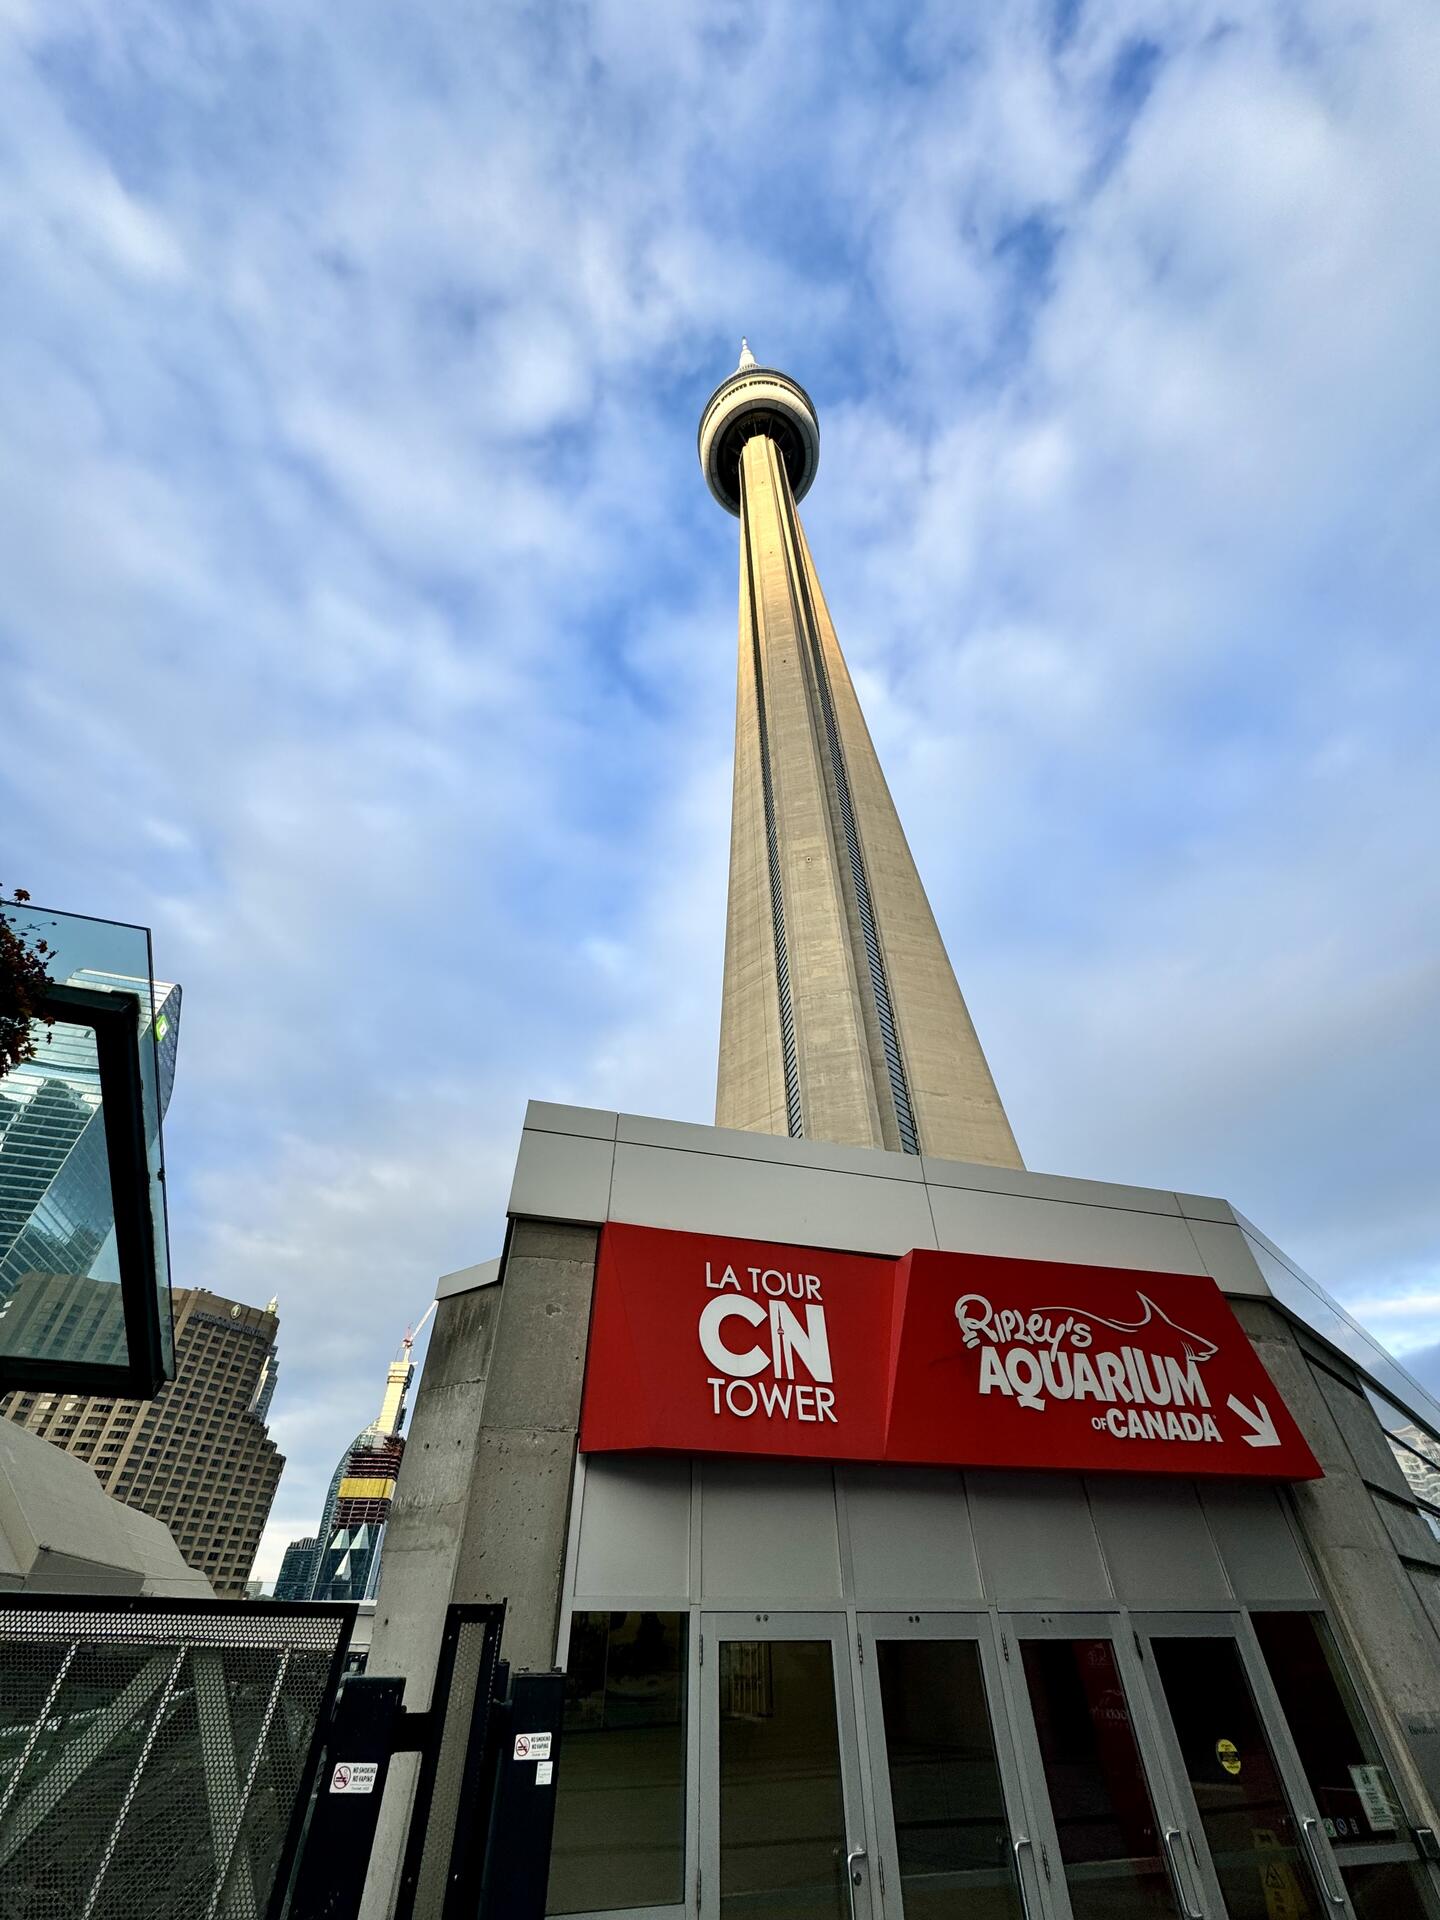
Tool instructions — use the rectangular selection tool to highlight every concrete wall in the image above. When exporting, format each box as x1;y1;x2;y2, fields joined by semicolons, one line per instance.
359;1220;598;1920
1236;1298;1440;1810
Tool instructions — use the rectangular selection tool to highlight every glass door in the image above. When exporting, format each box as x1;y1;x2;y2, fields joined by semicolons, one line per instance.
700;1613;874;1920
1246;1610;1437;1918
1000;1613;1206;1920
857;1614;1035;1920
1136;1612;1439;1920
1139;1621;1323;1919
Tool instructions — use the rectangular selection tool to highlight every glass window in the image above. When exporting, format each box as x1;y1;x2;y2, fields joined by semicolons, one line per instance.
546;1611;687;1915
1020;1638;1174;1920
876;1638;1022;1919
1364;1391;1440;1514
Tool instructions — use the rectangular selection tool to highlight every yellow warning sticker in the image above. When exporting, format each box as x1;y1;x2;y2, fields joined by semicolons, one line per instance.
1217;1738;1242;1775
1253;1829;1310;1920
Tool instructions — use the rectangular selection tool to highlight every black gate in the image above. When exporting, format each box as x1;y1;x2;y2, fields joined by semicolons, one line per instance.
1;1595;558;1920
0;1595;351;1920
392;1603;506;1920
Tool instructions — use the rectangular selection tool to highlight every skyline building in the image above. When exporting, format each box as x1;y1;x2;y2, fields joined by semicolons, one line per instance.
306;1327;418;1603
273;1532;320;1601
700;343;1021;1168
0;1286;285;1598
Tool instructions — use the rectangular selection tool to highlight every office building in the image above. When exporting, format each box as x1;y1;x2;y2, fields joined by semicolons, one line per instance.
1;1286;285;1598
273;1533;320;1601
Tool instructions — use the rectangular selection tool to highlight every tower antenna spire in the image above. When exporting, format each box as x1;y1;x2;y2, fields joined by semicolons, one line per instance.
737;337;756;370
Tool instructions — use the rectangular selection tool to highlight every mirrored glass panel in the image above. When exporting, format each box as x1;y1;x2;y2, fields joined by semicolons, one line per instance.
1019;1638;1174;1920
1363;1391;1440;1540
0;903;173;1388
547;1611;687;1914
876;1638;1022;1919
0;1014;130;1364
720;1638;849;1919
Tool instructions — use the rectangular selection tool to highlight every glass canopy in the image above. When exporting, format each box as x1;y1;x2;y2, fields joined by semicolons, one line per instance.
0;902;176;1395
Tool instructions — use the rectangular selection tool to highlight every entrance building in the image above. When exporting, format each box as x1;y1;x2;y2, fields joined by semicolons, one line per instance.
361;351;1440;1917
362;1105;1440;1920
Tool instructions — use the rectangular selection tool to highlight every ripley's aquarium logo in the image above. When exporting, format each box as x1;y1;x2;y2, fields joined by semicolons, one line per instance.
954;1290;1227;1443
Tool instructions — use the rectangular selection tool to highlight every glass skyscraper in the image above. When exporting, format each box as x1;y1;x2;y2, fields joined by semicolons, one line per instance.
290;1332;418;1602
273;1534;321;1601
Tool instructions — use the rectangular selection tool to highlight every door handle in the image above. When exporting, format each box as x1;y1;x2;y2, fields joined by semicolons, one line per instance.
844;1845;866;1920
1302;1817;1347;1908
1012;1835;1036;1920
1163;1827;1203;1919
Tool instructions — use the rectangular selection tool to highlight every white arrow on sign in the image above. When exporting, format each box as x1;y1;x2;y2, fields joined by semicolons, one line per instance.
1227;1394;1280;1447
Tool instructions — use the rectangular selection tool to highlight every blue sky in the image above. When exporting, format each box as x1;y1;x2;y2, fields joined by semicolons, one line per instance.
3;0;1438;1579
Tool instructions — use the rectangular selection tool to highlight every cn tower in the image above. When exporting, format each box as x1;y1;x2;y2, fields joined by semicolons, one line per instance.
700;342;1022;1168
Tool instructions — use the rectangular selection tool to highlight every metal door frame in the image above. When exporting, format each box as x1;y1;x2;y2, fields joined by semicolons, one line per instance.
995;1608;1210;1920
1132;1610;1353;1918
856;1610;1045;1920
699;1610;875;1920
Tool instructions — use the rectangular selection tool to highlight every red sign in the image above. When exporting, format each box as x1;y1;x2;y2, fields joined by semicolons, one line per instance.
578;1224;1321;1480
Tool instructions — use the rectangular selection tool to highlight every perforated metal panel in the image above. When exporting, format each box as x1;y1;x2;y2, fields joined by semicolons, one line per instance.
0;1599;349;1920
393;1604;505;1920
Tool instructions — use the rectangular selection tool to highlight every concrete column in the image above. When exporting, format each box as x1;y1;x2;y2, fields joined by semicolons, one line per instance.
716;497;791;1139
714;430;1022;1167
359;1220;599;1918
741;434;882;1150
792;512;1022;1170
447;1221;598;1667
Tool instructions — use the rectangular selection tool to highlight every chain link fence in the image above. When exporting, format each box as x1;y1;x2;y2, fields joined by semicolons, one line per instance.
0;1597;351;1920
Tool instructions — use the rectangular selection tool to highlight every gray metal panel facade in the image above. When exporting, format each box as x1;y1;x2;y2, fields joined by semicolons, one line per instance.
841;1465;983;1604
568;1453;1317;1613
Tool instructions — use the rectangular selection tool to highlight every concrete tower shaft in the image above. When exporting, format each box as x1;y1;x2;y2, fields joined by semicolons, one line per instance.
704;348;1022;1168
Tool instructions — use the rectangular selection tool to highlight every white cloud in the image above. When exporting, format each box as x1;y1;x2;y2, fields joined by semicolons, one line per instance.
5;0;1440;1582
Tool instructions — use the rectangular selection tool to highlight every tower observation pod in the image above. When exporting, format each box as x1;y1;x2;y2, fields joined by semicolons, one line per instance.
698;337;820;514
699;342;1023;1168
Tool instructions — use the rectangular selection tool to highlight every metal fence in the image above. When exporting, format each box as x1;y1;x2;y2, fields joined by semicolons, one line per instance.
0;1596;351;1920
